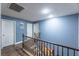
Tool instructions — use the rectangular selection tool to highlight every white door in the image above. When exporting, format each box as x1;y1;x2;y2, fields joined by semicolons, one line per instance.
2;20;15;48
27;23;32;37
34;23;39;33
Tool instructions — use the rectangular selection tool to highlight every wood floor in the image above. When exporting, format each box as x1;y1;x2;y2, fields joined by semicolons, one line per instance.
1;39;35;56
1;45;29;56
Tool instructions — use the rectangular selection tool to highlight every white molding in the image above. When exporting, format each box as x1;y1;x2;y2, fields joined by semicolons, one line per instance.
15;39;31;45
15;41;22;45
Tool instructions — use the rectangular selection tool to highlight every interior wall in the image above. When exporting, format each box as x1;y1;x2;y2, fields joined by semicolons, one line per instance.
1;15;33;43
39;14;78;55
78;14;79;48
78;13;79;55
16;20;25;42
39;14;78;48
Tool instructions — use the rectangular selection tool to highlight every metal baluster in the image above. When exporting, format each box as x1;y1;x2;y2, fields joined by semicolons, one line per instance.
38;40;39;56
37;40;38;56
62;47;63;56
44;41;45;56
34;39;36;55
35;39;37;56
41;41;42;56
39;40;40;56
67;48;69;56
46;43;48;56
57;46;59;56
47;43;49;56
22;34;24;48
35;46;37;56
73;50;75;56
53;44;55;56
50;43;51;56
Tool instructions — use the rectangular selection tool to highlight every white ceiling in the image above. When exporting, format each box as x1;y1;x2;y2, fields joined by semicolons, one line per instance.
1;3;79;22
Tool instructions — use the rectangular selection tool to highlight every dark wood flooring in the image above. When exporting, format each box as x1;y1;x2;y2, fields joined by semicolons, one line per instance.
1;39;35;56
1;44;29;56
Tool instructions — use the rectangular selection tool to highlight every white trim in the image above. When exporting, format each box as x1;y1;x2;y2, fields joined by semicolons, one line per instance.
15;41;22;45
15;38;31;45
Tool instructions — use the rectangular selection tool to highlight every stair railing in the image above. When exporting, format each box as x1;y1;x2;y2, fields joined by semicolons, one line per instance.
22;34;79;56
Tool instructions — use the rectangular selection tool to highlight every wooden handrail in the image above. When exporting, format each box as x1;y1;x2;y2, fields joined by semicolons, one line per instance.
24;35;79;51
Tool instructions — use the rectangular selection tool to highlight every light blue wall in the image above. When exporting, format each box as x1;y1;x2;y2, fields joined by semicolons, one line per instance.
16;20;32;42
39;14;78;55
78;14;79;55
1;14;79;55
78;14;79;48
1;15;33;42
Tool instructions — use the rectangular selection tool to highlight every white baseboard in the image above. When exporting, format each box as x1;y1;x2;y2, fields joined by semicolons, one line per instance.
15;41;22;45
15;39;31;45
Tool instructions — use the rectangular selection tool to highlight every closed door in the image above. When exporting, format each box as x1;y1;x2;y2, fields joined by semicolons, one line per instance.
27;23;32;37
2;20;15;48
